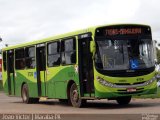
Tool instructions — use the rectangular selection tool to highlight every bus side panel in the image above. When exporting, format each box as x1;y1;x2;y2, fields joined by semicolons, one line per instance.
56;66;79;99
10;73;15;95
2;71;8;94
2;67;14;95
15;69;38;97
47;66;79;99
2;51;10;95
47;66;67;99
54;66;68;99
47;67;57;98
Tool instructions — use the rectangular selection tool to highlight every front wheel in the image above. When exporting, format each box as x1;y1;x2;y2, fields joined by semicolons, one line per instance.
116;96;131;105
69;83;86;108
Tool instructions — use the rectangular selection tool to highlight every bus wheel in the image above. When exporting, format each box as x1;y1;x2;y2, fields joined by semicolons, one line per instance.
69;83;85;108
116;96;131;105
21;84;30;104
21;84;39;104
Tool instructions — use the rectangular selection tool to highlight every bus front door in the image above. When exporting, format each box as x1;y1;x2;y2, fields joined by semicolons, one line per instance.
36;45;46;97
78;37;94;97
7;50;15;95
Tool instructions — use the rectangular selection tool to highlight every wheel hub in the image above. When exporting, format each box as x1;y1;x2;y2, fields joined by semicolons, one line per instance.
72;90;79;102
22;89;27;101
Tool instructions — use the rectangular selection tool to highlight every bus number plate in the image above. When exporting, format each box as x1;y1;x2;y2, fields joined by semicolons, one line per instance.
127;88;136;92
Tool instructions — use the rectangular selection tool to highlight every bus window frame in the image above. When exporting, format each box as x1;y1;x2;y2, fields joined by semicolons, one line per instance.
61;37;76;66
15;48;25;70
25;46;36;69
47;40;61;67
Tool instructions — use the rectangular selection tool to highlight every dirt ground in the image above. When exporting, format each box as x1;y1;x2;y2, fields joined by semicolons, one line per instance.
0;92;160;120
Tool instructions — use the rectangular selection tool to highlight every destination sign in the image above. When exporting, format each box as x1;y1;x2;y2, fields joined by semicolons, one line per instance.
105;28;142;36
95;25;151;37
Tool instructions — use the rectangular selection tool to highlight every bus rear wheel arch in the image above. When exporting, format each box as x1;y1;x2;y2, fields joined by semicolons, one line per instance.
21;83;39;104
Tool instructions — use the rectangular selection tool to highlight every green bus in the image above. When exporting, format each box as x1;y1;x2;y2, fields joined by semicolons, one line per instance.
2;24;157;107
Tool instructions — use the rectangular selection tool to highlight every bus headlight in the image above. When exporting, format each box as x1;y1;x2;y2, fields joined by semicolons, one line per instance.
97;76;114;88
144;77;156;86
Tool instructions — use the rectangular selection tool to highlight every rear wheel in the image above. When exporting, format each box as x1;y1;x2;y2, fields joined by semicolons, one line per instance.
69;83;86;108
116;96;131;105
21;84;39;104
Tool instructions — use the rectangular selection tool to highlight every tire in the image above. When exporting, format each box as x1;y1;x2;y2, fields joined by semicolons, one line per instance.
116;96;131;105
21;84;39;104
69;83;86;108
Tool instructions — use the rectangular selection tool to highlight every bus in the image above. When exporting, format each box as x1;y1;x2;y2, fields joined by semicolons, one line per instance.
2;24;157;107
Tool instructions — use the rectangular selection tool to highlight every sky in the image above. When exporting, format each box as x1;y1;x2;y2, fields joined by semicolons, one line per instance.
0;0;160;47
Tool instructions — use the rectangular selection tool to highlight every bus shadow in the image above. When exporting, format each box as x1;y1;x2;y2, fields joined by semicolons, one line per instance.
82;100;160;109
13;100;70;106
13;99;160;109
40;100;70;106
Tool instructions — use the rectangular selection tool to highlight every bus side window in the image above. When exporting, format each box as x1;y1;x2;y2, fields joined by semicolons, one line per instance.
47;41;60;67
3;51;6;71
15;48;25;70
61;38;76;65
25;47;36;69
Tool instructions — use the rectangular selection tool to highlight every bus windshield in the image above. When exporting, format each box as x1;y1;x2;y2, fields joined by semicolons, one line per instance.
95;38;155;70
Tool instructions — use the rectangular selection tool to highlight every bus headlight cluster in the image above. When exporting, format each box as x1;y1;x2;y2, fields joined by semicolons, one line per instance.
97;77;114;88
97;76;156;88
143;77;156;86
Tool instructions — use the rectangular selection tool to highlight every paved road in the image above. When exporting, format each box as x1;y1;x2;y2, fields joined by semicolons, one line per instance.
0;92;160;120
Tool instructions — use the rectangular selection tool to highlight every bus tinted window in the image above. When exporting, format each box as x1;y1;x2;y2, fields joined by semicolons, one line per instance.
25;47;35;69
15;49;24;59
48;42;59;54
15;48;25;70
3;51;6;71
65;39;76;51
48;42;60;67
61;38;76;65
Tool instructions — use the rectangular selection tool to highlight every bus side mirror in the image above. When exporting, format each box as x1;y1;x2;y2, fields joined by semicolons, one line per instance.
90;41;96;53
